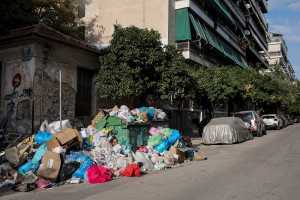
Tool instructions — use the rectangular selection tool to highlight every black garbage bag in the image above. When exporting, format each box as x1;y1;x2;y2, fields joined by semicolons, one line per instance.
58;161;81;182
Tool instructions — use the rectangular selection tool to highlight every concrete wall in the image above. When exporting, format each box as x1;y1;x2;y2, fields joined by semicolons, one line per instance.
83;0;175;47
0;40;100;134
268;42;281;53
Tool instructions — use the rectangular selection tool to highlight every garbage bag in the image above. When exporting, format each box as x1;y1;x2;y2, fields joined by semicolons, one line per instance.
34;131;52;144
155;139;169;153
160;128;173;137
149;127;162;136
72;159;93;180
154;162;166;170
167;129;181;145
58;161;81;182
163;152;174;167
139;107;154;120
86;165;113;184
122;164;141;177
18;160;40;176
147;134;162;147
138;146;149;153
132;151;153;170
36;178;52;188
66;151;90;163
116;156;132;169
46;119;72;134
32;144;48;164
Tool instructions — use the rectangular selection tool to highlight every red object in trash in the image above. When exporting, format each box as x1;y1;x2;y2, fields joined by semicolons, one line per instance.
86;165;113;184
122;164;141;177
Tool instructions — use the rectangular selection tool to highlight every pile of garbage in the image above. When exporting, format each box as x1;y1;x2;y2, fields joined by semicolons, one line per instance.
0;105;206;192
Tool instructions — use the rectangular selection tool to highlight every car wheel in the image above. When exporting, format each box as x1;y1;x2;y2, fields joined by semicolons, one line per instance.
257;128;262;137
262;130;267;135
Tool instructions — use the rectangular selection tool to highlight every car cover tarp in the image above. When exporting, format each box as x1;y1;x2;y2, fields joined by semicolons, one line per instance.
202;117;253;144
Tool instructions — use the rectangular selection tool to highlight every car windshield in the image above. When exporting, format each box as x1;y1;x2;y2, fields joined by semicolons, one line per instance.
263;116;275;119
234;113;253;119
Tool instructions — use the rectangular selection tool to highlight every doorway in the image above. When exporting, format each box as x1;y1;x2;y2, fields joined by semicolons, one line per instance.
75;68;93;117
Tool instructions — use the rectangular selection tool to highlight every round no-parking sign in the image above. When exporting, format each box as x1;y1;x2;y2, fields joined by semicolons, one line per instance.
12;73;22;88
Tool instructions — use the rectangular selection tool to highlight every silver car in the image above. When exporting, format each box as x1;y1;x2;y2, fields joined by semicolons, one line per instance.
233;111;267;137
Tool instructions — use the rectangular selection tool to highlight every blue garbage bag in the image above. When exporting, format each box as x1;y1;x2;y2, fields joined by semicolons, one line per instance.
66;151;90;163
139;107;154;120
72;159;93;180
155;139;169;153
32;144;48;164
34;131;52;144
168;129;181;145
18;160;40;176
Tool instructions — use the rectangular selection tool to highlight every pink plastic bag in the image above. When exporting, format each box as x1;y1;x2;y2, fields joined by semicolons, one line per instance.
138;146;149;153
86;165;114;184
149;127;162;136
36;178;52;188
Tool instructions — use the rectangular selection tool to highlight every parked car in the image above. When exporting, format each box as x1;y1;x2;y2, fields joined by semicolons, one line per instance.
285;115;294;125
233;111;266;137
279;115;288;128
202;117;253;144
261;114;283;130
293;116;300;123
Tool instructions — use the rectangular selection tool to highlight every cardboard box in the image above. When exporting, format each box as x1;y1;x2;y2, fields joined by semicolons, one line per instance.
169;146;191;163
46;128;82;150
37;151;61;181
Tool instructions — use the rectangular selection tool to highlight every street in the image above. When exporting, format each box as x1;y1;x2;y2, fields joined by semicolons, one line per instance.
1;123;300;200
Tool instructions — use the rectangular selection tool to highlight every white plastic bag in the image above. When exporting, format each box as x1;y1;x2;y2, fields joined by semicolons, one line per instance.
132;151;154;171
46;119;72;134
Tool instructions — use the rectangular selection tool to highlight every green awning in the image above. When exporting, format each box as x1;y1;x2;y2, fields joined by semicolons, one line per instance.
188;12;207;41
232;49;246;68
213;0;234;23
242;57;249;68
219;40;236;63
175;8;191;41
202;24;225;54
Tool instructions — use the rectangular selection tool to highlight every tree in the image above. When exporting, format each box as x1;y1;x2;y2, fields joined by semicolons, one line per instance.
0;0;84;40
96;26;192;107
191;65;246;115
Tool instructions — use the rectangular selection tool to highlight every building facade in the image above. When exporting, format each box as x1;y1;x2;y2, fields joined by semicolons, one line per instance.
264;33;296;81
81;0;270;131
0;24;101;135
82;0;269;70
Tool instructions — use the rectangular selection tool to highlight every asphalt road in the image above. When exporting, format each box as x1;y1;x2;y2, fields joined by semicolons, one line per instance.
2;123;300;200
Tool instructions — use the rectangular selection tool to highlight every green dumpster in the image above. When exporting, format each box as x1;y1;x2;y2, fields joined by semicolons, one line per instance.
96;115;150;150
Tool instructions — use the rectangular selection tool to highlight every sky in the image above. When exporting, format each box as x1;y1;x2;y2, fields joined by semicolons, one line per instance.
266;0;300;79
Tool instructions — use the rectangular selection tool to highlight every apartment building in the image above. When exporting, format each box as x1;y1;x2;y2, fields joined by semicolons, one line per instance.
81;0;270;130
82;0;269;70
264;33;296;81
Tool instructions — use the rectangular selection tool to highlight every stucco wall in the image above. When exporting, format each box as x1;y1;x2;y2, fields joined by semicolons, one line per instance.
84;0;175;47
0;40;100;134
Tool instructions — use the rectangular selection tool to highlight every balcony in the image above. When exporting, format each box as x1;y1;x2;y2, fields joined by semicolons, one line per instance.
258;0;268;13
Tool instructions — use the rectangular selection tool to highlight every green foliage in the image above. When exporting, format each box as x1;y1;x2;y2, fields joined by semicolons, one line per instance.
96;27;192;103
0;0;84;40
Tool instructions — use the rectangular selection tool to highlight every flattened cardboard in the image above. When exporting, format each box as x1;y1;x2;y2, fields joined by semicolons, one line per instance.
72;129;83;147
37;151;61;181
45;128;78;150
45;138;61;151
169;147;191;163
55;128;77;145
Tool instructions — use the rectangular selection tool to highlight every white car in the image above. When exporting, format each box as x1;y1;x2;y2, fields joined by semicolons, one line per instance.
261;114;283;130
